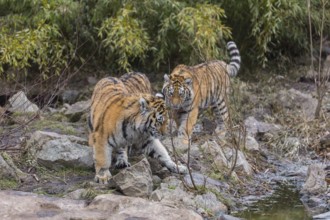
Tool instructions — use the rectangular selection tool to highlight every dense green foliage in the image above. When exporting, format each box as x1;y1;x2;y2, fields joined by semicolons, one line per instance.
0;0;329;78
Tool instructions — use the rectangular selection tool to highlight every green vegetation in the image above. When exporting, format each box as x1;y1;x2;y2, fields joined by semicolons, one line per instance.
0;179;18;189
1;0;329;78
29;118;77;135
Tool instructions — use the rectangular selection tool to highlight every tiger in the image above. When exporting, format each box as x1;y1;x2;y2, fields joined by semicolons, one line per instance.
88;74;187;184
162;41;241;145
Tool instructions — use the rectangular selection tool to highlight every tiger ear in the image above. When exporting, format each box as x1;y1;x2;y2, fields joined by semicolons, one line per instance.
164;74;170;83
185;78;192;86
139;97;149;114
155;92;165;100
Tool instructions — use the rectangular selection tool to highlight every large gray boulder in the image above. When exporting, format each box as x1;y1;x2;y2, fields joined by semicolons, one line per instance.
0;190;203;220
111;158;153;198
89;193;203;220
194;192;228;215
26;131;93;170
200;140;253;176
150;176;195;208
151;176;228;217
275;88;318;120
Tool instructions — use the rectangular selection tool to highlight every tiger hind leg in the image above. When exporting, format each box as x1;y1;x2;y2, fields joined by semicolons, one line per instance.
212;98;229;134
143;138;188;174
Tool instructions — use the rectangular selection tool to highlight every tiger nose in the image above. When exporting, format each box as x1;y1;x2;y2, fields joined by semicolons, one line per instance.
171;96;181;104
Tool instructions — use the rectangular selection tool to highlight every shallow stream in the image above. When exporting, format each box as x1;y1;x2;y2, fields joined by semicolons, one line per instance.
235;184;311;220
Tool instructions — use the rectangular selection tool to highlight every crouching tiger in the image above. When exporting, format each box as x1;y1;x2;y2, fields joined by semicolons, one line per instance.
88;72;187;183
162;41;241;144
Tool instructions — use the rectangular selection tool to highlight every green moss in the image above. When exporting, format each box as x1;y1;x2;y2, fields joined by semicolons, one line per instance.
168;185;176;190
37;166;93;180
48;113;69;122
29;119;77;135
0;179;18;189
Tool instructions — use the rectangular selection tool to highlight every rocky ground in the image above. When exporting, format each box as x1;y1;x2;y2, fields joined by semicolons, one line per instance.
0;66;329;220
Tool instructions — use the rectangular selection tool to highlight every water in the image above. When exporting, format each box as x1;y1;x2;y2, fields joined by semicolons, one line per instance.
235;184;311;220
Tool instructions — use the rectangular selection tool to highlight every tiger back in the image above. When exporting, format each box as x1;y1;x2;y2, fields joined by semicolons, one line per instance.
162;41;241;144
120;72;153;94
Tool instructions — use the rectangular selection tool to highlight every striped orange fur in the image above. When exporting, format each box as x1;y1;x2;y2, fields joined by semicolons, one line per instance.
162;41;241;144
89;73;187;183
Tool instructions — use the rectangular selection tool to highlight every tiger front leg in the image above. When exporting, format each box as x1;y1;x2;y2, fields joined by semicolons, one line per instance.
115;146;131;169
143;138;188;174
92;133;112;184
177;108;199;145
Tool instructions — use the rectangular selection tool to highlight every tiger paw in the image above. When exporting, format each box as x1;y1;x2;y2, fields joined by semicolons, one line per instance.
115;160;131;169
95;169;111;184
177;164;188;174
169;164;188;174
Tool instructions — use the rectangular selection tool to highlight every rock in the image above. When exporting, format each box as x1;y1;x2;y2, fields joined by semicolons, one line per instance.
302;163;327;195
8;91;39;113
111;158;153;198
244;116;281;137
152;175;162;186
151;176;228;218
184;172;229;192
194;192;227;214
0;154;17;180
215;213;243;220
223;147;253;175
61;89;80;104
0;152;30;183
89;193;203;220
0;190;203;219
87;76;97;85
150;176;196;208
64;100;90;122
244;135;260;152
65;189;88;200
26;131;93;170
201;141;253;176
313;211;330;219
275;88;318;120
302;195;328;216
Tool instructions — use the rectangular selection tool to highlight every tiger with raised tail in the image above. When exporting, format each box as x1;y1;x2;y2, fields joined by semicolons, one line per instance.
162;41;241;144
89;73;187;184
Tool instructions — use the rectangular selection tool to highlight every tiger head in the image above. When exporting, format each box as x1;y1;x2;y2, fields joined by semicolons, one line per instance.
162;69;194;110
139;94;168;137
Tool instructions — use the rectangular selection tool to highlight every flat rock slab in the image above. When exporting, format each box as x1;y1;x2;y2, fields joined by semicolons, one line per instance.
0;190;202;220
